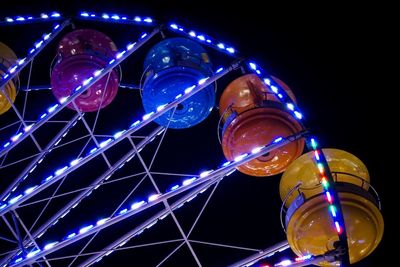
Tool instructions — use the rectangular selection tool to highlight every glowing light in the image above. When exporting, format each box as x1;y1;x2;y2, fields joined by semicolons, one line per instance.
131;120;140;127
189;31;196;37
134;16;141;22
79;225;93;234
148;194;161;202
294;111;303;119
11;132;23;142
119;209;128;215
198;77;209;85
96;218;108;226
16;16;25;21
29;48;35;54
24;186;37;195
328;205;337;220
75;85;82;92
326;192;333;203
54;24;60;29
67;233;76;239
200;170;212;178
287;103;295;111
141;33;147;39
197;35;205;41
45;175;53;181
70;158;81;166
175;93;183;99
335;221;342;233
222;161;231;167
44;242;58;250
113;130;125;139
274;137;283;143
51;12;61;17
183;177;196;186
4;142;11;148
47;104;59;113
99;138;112;148
170;23;178;29
6;17;13;22
206;39;212;43
184;85;196;94
8;194;23;204
317;163;324;174
41;13;49;19
111;15;120;20
0;204;7;210
234;154;247;162
217;43;225;49
26;249;41;258
14;258;22;263
251;146;263;154
116;51;126;59
311;138;318;149
226;47;235;53
102;14;110;19
127;43;135;50
94;69;103;77
216;67;224;73
144;17;153;23
43;33;51;40
314;150;320;160
321;177;329;188
81;12;89;17
295;255;312;262
9;66;18;74
170;185;179;191
278;93;283;98
277;259;291;266
249;62;257;70
55;166;68;176
83;77;93;86
143;112;154;121
157;104;167;112
90;147;97;154
19;58;26;65
131;200;145;210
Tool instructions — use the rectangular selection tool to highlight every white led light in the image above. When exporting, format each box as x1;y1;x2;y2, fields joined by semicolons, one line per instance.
127;43;136;50
234;153;248;162
70;158;81;166
222;161;231;167
171;185;179;191
143;112;154;121
26;249;41;258
83;77;93;86
200;170;213;178
144;17;152;23
206;39;212;43
43;33;51;40
278;93;283;98
216;67;224;73
134;16;141;22
226;47;235;53
44;242;58;250
9;66;18;74
55;166;68;176
16;17;25;21
54;24;60;29
97;218;108;226
148;194;160;202
119;208;128;215
113;130;125;139
175;93;182;99
184;85;196;94
131;200;145;210
146;220;157;229
251;146;263;154
277;259;292;266
90;147;98;154
287;103;295;111
183;177;196;186
81;12;89;17
8;194;23;204
170;23;178;29
249;62;257;70
157;104;167;111
116;51;126;59
0;204;7;210
141;33;148;39
24;124;34;132
274;137;283;143
60;211;70;218
79;225;93;234
67;233;76;239
294;111;303;119
11;132;23;142
41;13;49;19
24;186;37;195
75;85;82;92
6;17;13;22
51;12;61;17
29;48;35;54
47;104;59;113
197;35;205;41
94;69;103;77
111;15;120;20
35;40;44;48
45;175;53;181
15;257;22;263
102;14;110;19
263;78;271;85
99;138;112;148
198;77;209;85
217;43;225;49
189;31;196;37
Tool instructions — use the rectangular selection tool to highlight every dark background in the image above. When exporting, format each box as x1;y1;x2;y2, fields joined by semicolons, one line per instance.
0;1;392;266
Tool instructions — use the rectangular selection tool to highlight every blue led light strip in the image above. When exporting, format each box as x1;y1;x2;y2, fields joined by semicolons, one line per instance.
168;22;237;57
0;114;81;201
0;64;234;217
1;127;165;266
248;61;349;265
0;28;159;159
0;12;62;25
78;11;154;26
6;132;307;266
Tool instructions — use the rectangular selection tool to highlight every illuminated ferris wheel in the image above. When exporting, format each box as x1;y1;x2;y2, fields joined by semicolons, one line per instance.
0;10;384;267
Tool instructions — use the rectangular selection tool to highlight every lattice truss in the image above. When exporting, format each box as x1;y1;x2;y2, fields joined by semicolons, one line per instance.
0;11;382;267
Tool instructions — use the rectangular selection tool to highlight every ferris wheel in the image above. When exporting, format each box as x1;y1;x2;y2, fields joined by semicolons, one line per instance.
0;10;384;267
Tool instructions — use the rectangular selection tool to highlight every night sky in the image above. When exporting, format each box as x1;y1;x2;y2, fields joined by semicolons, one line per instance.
0;1;391;266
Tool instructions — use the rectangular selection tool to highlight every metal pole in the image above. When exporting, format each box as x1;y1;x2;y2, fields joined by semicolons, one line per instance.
0;114;81;200
8;131;307;266
0;60;236;216
228;241;289;267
